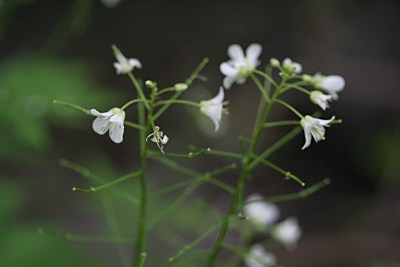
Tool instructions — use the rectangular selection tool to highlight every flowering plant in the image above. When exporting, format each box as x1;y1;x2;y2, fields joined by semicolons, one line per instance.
50;43;344;267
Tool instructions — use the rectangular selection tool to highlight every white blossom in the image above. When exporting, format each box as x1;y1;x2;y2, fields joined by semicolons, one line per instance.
305;74;345;100
220;43;262;89
113;47;142;74
244;244;277;267
310;91;333;110
282;57;302;74
272;217;302;250
300;115;335;150
90;108;125;143
146;126;169;153
200;87;227;131
244;194;280;231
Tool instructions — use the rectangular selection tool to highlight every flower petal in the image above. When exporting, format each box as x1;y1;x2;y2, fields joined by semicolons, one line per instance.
220;62;238;76
227;44;245;64
90;108;113;117
109;123;124;143
92;117;109;135
246;43;262;66
128;58;142;69
301;129;312;150
223;76;236;89
322;75;345;100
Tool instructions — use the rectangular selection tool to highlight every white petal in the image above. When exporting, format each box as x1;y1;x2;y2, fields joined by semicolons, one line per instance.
244;194;280;230
220;62;238;76
322;75;345;100
301;130;312;150
273;217;302;250
109;123;124;143
200;87;225;131
92;117;109;135
109;112;125;125
245;244;276;267
223;76;236;89
227;44;245;64
90;109;113;117
161;135;169;144
323;75;345;91
212;87;225;104
113;62;123;74
293;62;302;74
128;58;142;69
318;116;335;126
246;43;262;66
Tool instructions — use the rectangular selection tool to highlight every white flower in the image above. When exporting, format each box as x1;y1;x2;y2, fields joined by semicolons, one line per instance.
244;194;280;231
90;108;125;144
300;115;335;150
310;91;333;110
200;87;227;132
282;58;302;74
112;46;142;74
220;43;262;89
245;244;277;267
306;74;345;100
146;126;169;153
272;217;302;250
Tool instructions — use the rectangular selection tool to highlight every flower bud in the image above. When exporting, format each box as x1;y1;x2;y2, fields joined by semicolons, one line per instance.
270;58;280;68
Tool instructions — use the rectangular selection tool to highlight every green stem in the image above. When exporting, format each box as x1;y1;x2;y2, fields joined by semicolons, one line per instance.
154;99;200;108
121;99;148;110
206;75;288;266
253;69;278;88
38;228;133;244
275;99;304;119
249;126;302;170
127;72;149;110
152;58;209;121
72;170;141;193
53;100;90;115
132;79;154;266
169;223;220;262
250;74;270;102
264;120;300;128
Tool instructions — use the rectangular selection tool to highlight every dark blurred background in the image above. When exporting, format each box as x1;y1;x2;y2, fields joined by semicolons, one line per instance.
0;0;399;266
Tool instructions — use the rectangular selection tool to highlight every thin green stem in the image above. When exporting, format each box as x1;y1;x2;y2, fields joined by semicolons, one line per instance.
250;74;270;102
206;75;289;266
155;99;200;108
275;99;304;119
127;72;149;110
249;126;302;170
253;69;278;88
257;178;331;203
72;171;141;193
59;159;138;204
133;112;151;267
264;120;300;128
121;99;148;110
204;149;242;159
152;58;209;121
38;228;133;244
254;157;305;186
169;222;220;262
53;100;90;115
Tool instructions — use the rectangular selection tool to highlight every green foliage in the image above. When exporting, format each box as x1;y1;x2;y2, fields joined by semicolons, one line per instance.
0;180;107;267
0;56;118;162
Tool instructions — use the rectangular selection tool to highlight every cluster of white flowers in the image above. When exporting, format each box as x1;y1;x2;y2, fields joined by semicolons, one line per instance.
90;43;344;152
244;193;302;267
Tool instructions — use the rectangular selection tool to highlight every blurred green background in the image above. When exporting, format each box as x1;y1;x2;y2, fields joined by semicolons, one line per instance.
0;0;399;266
